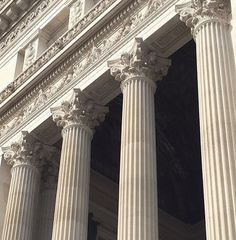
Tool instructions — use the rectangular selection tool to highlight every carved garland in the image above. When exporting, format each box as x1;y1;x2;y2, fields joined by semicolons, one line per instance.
0;0;118;104
0;0;167;140
0;0;55;50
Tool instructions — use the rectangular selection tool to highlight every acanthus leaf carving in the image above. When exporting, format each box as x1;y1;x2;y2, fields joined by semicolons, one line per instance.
0;0;169;141
107;38;171;83
2;131;45;168
51;89;108;129
176;0;229;37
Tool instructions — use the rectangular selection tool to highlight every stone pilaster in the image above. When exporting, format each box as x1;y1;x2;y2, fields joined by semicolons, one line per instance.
1;132;43;240
51;89;108;240
176;1;236;239
108;38;171;240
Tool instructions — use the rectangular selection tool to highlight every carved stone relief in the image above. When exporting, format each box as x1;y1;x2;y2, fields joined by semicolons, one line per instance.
176;0;229;37
0;0;55;52
0;0;7;9
0;0;169;140
69;0;83;29
0;0;117;104
2;131;58;169
23;42;37;70
51;89;108;129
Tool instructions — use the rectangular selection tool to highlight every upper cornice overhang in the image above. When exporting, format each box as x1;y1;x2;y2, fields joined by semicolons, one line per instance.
0;0;13;13
0;0;191;147
0;0;55;56
0;0;15;13
0;0;128;109
0;0;41;38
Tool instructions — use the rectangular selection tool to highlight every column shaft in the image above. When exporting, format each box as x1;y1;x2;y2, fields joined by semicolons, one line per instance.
1;164;40;240
52;125;92;240
196;21;236;240
36;186;57;240
118;77;158;240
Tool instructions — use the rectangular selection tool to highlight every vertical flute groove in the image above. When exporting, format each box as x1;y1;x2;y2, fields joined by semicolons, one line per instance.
51;125;92;240
195;19;236;240
36;185;57;240
1;164;40;240
118;77;158;240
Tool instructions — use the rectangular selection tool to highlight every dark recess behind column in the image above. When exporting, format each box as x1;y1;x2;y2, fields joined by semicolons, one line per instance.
86;40;204;224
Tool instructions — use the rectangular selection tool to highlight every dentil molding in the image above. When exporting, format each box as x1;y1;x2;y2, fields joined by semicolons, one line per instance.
0;0;54;51
0;0;119;105
0;0;173;143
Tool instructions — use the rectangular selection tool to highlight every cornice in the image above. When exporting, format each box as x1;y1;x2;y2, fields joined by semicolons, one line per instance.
0;0;55;53
0;0;12;13
0;0;121;105
0;0;176;144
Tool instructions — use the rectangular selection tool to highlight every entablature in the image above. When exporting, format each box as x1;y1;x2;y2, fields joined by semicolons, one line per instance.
0;0;9;11
0;0;51;51
0;0;191;149
0;0;126;104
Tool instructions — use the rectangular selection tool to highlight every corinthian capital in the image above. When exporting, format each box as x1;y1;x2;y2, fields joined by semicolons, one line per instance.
2;131;45;168
107;38;171;83
176;0;229;37
51;89;108;129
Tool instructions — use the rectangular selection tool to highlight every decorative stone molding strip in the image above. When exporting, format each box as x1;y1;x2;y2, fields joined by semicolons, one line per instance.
0;0;54;50
0;0;36;32
0;0;9;11
0;0;169;141
0;0;119;104
176;0;229;38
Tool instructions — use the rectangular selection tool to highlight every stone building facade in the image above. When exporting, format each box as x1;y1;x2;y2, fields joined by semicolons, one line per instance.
0;0;235;240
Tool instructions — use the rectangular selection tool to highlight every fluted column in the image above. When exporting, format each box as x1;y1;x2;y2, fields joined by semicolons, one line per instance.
1;132;42;240
177;1;236;240
36;156;59;240
51;89;108;240
108;38;171;240
36;182;57;240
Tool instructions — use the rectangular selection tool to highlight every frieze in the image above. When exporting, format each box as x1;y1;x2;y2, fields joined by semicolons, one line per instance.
0;0;169;141
69;0;83;29
0;0;9;11
0;0;54;50
0;0;119;104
